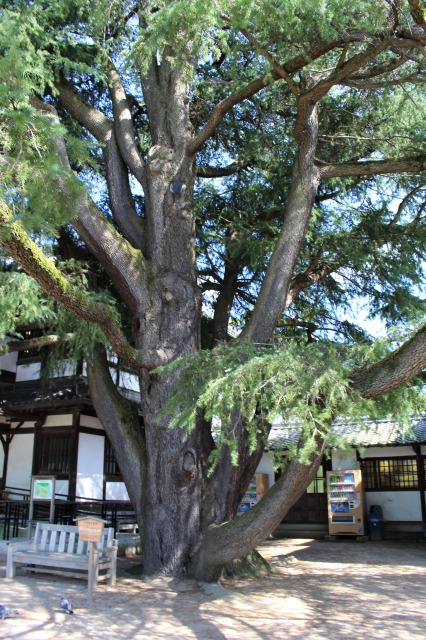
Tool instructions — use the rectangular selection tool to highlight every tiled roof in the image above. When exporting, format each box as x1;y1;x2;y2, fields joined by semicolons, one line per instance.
267;415;426;450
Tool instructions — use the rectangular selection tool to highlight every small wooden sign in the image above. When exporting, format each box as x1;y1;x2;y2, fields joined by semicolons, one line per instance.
76;516;106;543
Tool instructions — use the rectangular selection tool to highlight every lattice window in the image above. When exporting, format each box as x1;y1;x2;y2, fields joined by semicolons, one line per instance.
38;432;71;475
104;439;122;479
363;457;418;490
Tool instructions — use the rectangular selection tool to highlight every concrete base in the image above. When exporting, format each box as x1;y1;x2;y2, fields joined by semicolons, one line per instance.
274;521;426;541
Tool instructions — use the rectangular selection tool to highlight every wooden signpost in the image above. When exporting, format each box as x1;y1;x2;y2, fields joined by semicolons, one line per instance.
76;516;107;604
28;476;56;537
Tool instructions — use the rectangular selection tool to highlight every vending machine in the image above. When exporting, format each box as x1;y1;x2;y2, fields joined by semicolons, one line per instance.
326;470;365;536
237;473;269;515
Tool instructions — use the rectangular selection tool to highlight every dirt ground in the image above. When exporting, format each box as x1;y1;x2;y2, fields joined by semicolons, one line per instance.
1;537;426;640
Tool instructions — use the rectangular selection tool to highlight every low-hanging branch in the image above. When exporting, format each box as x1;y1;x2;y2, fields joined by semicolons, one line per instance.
0;200;143;370
4;333;74;353
351;324;426;398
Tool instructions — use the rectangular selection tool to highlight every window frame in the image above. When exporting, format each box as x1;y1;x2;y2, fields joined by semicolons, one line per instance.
104;438;123;482
363;456;420;491
35;428;72;478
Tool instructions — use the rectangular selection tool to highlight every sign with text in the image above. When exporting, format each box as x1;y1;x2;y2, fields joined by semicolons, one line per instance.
76;516;106;543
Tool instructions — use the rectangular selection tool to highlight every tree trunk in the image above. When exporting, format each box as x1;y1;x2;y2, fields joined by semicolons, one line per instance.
192;442;325;581
139;374;207;576
87;348;146;531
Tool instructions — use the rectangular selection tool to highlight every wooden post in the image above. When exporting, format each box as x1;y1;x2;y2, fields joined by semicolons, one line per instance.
87;542;96;604
75;516;107;604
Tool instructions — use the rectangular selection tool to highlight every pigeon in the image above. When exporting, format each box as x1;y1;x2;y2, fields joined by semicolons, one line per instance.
59;595;74;615
0;605;19;620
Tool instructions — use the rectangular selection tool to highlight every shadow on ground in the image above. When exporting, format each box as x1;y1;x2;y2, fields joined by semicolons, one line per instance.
0;538;425;639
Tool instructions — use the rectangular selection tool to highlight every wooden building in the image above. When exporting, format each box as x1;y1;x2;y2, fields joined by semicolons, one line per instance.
272;417;426;538
0;335;137;502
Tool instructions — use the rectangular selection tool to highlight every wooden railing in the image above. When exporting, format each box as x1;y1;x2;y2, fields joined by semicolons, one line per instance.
0;487;137;540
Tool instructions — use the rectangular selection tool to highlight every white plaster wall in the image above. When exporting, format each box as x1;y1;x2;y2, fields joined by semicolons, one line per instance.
5;433;34;490
365;491;421;521
44;414;73;427
362;446;414;458
119;371;140;391
16;362;41;382
55;480;70;498
332;450;358;470
76;432;104;500
50;360;77;378
0;351;18;373
255;452;275;490
105;482;130;501
79;415;104;430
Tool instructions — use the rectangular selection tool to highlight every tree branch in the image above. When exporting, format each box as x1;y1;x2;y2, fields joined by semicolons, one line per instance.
87;345;145;522
29;96;148;311
388;185;426;228
193;442;325;580
106;63;146;185
351;324;426;399
299;39;391;108
187;40;346;156
196;161;249;178
56;78;112;140
56;80;144;250
286;263;337;308
0;200;143;369
342;76;425;88
187;76;272;156
409;0;426;32
319;157;426;179
4;334;73;353
239;27;300;97
242;102;320;344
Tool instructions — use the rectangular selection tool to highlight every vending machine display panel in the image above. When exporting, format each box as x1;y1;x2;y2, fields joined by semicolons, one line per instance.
327;470;365;536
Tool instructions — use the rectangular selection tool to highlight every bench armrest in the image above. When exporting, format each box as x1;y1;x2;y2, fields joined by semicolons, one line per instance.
97;539;118;553
7;540;33;550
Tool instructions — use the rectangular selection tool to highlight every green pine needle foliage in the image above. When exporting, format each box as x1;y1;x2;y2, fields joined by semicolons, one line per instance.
0;271;57;340
156;340;425;470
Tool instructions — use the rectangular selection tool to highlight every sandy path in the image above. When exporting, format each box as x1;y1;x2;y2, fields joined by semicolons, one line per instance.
0;538;425;639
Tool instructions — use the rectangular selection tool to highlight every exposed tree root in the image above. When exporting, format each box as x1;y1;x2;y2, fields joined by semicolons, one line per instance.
220;548;273;581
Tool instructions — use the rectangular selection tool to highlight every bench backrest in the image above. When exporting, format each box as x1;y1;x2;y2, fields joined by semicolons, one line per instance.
33;522;114;555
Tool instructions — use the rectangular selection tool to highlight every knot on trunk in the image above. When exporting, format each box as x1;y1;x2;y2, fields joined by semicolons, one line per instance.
182;449;197;478
147;145;174;174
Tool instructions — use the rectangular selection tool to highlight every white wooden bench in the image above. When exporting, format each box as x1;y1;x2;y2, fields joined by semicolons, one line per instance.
6;522;117;587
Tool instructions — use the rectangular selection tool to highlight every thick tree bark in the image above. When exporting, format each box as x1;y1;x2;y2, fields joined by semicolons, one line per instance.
128;56;211;576
351;324;426;398
87;348;146;526
242;100;320;344
192;441;325;581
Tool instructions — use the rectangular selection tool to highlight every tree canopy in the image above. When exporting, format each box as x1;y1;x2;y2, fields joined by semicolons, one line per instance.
0;0;425;579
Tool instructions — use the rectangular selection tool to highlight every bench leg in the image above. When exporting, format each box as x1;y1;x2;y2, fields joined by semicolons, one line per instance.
93;548;100;587
6;546;16;579
109;544;117;587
